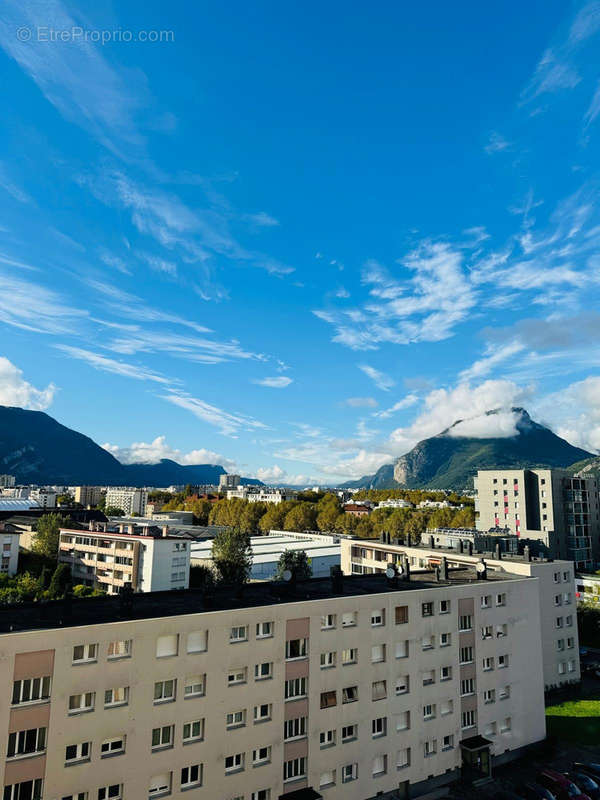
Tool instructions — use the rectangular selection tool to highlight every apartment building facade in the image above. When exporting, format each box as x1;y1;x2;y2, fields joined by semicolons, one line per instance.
105;488;148;517
341;537;580;691
0;571;546;800
74;487;104;508
58;526;190;594
474;469;600;570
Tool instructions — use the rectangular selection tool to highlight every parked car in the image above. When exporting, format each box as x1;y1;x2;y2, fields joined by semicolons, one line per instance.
574;766;600;783
521;783;557;799
565;773;600;800
538;768;591;800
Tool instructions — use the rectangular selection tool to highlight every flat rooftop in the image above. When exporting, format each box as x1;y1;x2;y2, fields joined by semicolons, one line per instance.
0;567;523;635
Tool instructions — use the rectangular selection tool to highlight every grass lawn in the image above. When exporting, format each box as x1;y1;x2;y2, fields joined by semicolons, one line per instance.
546;697;600;744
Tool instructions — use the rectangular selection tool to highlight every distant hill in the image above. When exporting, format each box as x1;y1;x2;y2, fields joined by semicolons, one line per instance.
0;406;260;487
342;408;593;491
569;455;600;480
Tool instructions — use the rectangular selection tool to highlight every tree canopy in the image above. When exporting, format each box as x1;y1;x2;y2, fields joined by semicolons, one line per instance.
275;550;313;582
212;528;253;585
32;514;70;559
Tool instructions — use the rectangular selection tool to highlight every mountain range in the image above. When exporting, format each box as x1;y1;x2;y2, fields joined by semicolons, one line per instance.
0;406;261;487
342;408;594;491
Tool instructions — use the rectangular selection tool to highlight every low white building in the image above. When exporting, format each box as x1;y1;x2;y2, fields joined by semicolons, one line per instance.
29;489;57;508
190;529;341;580
0;530;20;575
105;487;148;516
58;522;190;594
226;486;298;503
0;474;15;488
378;498;414;509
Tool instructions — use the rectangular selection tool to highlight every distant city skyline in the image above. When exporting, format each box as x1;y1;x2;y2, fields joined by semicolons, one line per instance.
1;0;600;483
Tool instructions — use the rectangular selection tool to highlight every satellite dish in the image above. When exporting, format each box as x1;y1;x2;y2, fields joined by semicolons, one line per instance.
385;566;396;579
282;569;293;582
476;561;486;574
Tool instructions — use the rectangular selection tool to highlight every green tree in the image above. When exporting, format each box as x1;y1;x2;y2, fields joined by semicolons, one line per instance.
212;528;253;585
104;506;125;517
239;502;267;535
47;563;71;599
189;564;217;591
316;503;341;532
450;507;475;528
275;550;313;581
32;514;69;559
258;502;290;533
354;516;374;538
284;502;318;532
405;512;428;544
56;493;73;506
187;498;212;525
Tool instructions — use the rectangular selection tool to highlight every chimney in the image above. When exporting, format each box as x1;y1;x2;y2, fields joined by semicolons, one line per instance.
494;543;502;560
118;523;125;534
380;532;386;543
467;542;473;556
88;521;94;531
524;545;531;562
439;556;449;581
162;525;169;538
101;522;107;532
401;556;410;581
458;540;464;553
429;535;435;548
330;565;343;594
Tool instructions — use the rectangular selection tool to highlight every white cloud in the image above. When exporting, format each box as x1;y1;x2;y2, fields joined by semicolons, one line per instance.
162;391;267;436
375;394;419;419
484;132;511;154
459;341;526;382
535;376;600;453
0;357;56;410
102;435;237;469
448;411;522;439
0;268;87;334
358;364;395;391
344;397;378;408
55;345;172;384
255;464;286;482
253;376;293;388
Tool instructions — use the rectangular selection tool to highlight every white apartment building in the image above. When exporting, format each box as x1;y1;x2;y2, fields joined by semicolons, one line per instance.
0;474;15;488
29;490;57;509
105;487;148;517
342;536;580;691
475;469;600;570
74;486;104;507
0;567;546;800
378;499;414;509
58;524;190;594
0;531;20;576
219;474;241;490
226;487;299;504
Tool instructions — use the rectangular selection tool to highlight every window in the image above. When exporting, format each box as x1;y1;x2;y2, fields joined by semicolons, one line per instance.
422;669;435;686
151;725;174;750
460;678;475;696
252;746;271;766
371;644;386;663
342;611;357;627
341;763;357;783
372;754;387;776
285;677;307;700
341;647;358;665
421;634;434;650
483;689;495;704
7;727;46;759
226;709;246;728
319;770;336;788
320;690;337;709
556;616;564;628
395;640;409;658
284;716;306;740
441;699;453;716
423;703;436;720
4;781;44;800
498;654;509;668
481;595;491;608
98;785;122;800
496;593;506;606
187;631;207;654
460;646;473;664
65;741;90;763
499;685;510;700
371;609;385;626
73;644;97;664
558;661;566;675
554;571;560;583
442;734;454;750
230;626;248;643
341;724;358;742
566;614;573;626
284;757;307;781
319;729;336;747
395;605;408;624
182;674;203;698
251;792;270;800
563;570;570;581
228;668;247;685
100;737;125;757
154;679;176;703
254;662;273;680
372;717;387;737
397;747;411;769
500;716;512;733
149;773;171;797
285;638;308;659
440;632;451;647
484;721;497;737
459;614;472;631
439;599;450;614
395;710;410;731
461;710;476;729
321;651;336;668
567;636;575;649
422;601;434;617
11;677;51;705
440;665;452;681
225;753;244;773
68;692;95;714
481;625;493;640
568;659;576;673
321;613;336;629
256;621;273;638
183;719;204;743
343;685;359;703
156;634;178;658
107;639;131;659
395;675;409;695
483;656;494;671
104;687;128;707
371;680;386;701
254;703;272;723
62;794;88;800
424;739;437;757
180;764;202;789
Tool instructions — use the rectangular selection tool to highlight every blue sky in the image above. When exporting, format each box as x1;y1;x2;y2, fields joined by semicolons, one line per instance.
1;0;600;484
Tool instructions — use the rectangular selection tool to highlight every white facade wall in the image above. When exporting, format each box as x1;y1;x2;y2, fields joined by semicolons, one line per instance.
106;488;148;516
139;538;190;592
0;533;19;576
